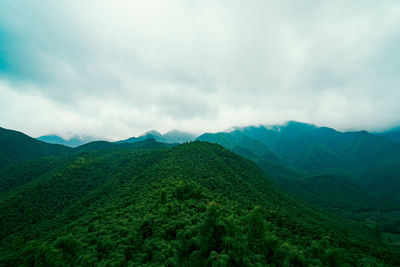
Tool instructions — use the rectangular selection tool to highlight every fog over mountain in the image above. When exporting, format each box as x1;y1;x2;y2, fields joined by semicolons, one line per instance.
1;1;400;140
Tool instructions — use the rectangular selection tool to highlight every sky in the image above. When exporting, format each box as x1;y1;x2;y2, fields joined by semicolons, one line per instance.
1;0;400;140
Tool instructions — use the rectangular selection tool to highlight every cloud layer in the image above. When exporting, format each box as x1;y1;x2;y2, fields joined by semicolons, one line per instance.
1;1;400;140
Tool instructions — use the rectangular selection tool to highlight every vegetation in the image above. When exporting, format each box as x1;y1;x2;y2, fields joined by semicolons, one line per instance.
377;127;400;143
1;141;399;266
0;127;72;169
197;122;400;247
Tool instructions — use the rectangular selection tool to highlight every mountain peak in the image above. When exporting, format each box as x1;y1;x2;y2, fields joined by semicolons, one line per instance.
283;120;317;130
142;130;162;137
37;134;95;147
119;129;196;144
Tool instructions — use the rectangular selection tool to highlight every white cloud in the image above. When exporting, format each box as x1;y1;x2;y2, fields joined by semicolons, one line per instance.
1;0;400;138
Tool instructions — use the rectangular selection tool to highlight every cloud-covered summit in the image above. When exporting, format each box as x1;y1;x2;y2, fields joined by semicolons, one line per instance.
1;1;400;140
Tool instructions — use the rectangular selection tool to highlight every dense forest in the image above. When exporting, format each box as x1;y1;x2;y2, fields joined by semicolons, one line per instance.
198;121;400;246
1;125;400;266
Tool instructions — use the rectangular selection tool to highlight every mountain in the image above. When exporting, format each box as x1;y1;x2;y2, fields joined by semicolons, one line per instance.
376;127;400;142
0;141;397;266
237;121;400;173
255;159;400;222
356;158;400;196
37;134;95;147
196;122;400;242
162;129;198;143
197;131;279;162
235;122;400;197
0;127;175;170
38;130;197;147
118;129;197;144
0;126;72;169
75;138;177;152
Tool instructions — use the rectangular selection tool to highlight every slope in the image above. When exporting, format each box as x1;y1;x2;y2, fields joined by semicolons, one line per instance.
376;127;400;142
0;126;72;169
238;121;400;173
0;142;397;266
197;131;279;162
199;122;400;195
118;130;197;144
37;135;95;147
75;138;176;153
196;125;400;244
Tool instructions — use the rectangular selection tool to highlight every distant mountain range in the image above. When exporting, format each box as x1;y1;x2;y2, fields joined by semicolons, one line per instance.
117;129;197;144
36;130;197;147
197;121;400;197
0;126;175;169
1;128;399;265
6;121;400;202
37;123;400;149
2;122;400;264
37;134;96;147
195;122;400;230
376;127;400;142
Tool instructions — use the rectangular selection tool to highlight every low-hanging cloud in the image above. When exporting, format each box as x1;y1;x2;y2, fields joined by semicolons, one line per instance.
1;0;400;140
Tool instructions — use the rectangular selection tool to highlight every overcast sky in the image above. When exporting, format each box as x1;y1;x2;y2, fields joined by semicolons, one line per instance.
1;1;400;140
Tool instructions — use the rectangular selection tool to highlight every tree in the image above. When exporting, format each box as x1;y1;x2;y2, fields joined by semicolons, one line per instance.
199;203;225;256
247;206;266;254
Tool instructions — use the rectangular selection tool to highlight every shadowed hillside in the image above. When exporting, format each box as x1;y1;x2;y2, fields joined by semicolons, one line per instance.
0;127;72;169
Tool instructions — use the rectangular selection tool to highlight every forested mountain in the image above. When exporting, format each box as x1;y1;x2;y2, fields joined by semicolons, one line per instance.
2;124;400;265
0;127;174;171
237;121;400;173
0;127;72;169
75;138;176;153
118;130;197;144
37;130;196;148
37;135;95;147
238;122;400;198
197;131;279;162
197;122;400;246
376;127;400;143
197;121;400;195
1;141;397;266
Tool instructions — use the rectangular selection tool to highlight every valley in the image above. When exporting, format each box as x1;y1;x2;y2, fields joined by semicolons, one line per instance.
1;123;400;265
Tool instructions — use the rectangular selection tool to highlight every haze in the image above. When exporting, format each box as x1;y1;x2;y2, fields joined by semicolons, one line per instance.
1;1;400;140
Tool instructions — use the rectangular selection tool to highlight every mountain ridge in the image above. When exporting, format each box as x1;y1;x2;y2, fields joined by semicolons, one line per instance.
1;141;397;265
0;126;73;169
117;129;197;144
37;134;96;147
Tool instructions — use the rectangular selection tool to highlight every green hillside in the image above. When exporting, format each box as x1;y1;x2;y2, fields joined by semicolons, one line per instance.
237;121;400;173
0;127;72;169
197;131;279;162
377;127;400;143
1;142;396;266
196;123;400;245
357;158;400;197
0;127;174;171
198;122;400;198
75;138;176;153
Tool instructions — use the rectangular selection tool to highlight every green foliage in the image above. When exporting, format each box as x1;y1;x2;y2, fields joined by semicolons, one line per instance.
197;123;400;243
247;206;266;253
199;203;225;256
207;251;229;267
54;234;81;260
0;141;399;266
0;126;72;169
